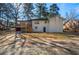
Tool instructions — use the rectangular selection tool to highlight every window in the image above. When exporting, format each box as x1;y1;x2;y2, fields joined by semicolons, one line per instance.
45;21;48;23
35;21;39;24
17;22;20;24
35;26;38;29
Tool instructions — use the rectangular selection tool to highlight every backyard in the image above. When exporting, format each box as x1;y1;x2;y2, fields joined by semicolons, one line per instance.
0;32;79;55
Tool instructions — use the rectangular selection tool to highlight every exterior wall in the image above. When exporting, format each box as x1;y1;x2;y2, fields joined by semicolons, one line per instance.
48;16;63;32
17;21;28;32
18;16;63;33
32;16;63;32
27;21;32;32
32;20;48;32
16;21;32;32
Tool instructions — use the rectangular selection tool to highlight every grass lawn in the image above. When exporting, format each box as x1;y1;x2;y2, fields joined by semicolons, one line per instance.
17;33;79;54
14;32;79;55
0;32;79;55
20;32;79;41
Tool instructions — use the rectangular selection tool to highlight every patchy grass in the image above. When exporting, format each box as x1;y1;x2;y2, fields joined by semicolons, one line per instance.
0;32;79;55
16;32;79;55
20;33;73;40
19;33;79;45
0;31;15;35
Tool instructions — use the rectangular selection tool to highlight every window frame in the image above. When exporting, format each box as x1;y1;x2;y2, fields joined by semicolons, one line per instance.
34;21;39;24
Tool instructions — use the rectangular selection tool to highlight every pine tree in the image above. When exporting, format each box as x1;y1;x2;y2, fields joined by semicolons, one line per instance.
49;4;60;17
35;3;48;19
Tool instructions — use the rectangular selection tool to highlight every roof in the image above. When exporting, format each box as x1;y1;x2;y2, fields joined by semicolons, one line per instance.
18;18;48;22
27;18;48;21
18;16;64;22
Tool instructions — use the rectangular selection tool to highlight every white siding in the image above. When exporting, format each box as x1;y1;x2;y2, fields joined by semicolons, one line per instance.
32;17;63;32
48;17;63;32
32;20;48;32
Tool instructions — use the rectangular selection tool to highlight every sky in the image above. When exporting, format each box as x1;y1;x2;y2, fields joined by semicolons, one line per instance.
18;3;79;20
57;3;79;19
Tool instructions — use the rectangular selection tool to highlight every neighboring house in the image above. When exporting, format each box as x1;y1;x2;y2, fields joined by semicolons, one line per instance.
0;20;6;30
17;16;63;32
0;23;5;30
64;20;79;32
0;23;3;29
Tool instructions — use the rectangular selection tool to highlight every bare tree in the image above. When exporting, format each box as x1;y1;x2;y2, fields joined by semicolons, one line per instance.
0;3;22;31
66;10;79;20
23;3;34;20
0;3;15;30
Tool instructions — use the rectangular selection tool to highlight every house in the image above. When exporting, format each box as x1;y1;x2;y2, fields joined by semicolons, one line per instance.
0;20;6;30
17;16;63;32
64;20;79;32
0;23;4;30
16;20;32;32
